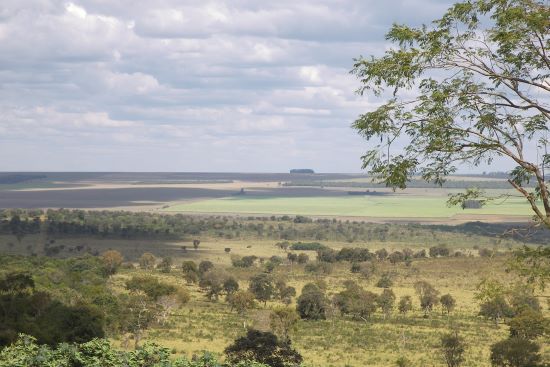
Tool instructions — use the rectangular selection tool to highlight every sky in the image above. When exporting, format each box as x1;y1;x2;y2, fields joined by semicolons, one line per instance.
0;0;501;173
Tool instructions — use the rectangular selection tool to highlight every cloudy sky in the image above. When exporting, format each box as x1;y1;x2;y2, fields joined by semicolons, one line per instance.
0;0;472;172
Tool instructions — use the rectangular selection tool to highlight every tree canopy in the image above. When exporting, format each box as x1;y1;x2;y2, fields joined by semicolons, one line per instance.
352;0;550;227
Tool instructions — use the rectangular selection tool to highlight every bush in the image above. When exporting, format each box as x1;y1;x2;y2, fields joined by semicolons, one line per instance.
225;329;302;367
0;335;270;367
398;296;413;314
376;272;394;288
490;338;542;367
296;283;327;320
440;332;465;367
289;242;327;251
125;276;176;301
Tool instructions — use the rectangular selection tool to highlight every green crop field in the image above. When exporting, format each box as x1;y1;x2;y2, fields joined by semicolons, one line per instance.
164;194;533;218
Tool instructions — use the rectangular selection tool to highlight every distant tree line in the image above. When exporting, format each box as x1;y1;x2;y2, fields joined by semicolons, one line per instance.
1;209;547;246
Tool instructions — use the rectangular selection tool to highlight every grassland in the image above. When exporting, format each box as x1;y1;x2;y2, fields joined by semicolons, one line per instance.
104;240;549;367
164;194;533;218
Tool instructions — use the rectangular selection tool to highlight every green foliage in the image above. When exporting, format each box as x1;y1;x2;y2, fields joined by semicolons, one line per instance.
139;253;156;270
440;294;456;314
125;276;176;301
289;242;328;251
414;281;440;315
490;338;542;367
398;295;413;314
352;0;550;228
333;281;378;320
440;332;465;367
227;290;256;315
248;273;275;304
296;283;327;320
224;329;302;367
0;334;270;367
376;272;394;288
0;271;104;346
508;308;548;340
509;246;550;290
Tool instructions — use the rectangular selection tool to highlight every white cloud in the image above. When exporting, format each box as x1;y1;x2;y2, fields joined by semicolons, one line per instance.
0;0;467;172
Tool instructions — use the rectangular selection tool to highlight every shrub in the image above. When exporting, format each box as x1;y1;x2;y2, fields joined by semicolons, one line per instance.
441;332;465;367
296;283;327;320
398;295;413;314
376;272;394;288
224;329;302;367
289;242;327;251
440;294;456;314
490;338;542;367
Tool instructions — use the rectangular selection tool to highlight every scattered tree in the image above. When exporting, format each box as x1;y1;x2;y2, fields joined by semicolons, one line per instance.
490;338;542;367
414;281;439;316
224;329;303;367
441;332;465;367
270;307;299;343
378;288;396;319
249;273;275;305
440;294;456;315
398;295;413;314
101;250;123;276
296;283;327;320
139;253;156;270
228;290;256;315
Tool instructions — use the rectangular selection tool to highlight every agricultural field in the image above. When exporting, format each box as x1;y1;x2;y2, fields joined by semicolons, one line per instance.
163;192;533;219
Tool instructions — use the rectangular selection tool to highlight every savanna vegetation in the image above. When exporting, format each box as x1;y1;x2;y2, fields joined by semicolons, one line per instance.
1;0;549;366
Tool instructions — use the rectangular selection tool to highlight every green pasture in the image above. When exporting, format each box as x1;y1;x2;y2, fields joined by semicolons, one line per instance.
164;194;533;218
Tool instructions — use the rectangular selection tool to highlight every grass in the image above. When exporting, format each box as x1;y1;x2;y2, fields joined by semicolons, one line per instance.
164;194;533;218
108;254;549;367
1;225;548;366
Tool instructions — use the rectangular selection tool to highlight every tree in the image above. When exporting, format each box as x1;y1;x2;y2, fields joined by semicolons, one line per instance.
101;250;123;276
287;253;298;264
509;246;550;290
440;294;456;315
139;253;156;270
490;338;542;367
119;292;157;349
181;261;199;284
479;296;514;327
441;332;465;367
376;248;388;261
508;308;548;340
249;273;275;305
297;253;309;264
125;276;176;301
193;239;200;250
228;290;256;315
275;280;296;305
352;0;550;229
476;279;513;326
224;329;303;367
388;251;404;264
376;272;394;288
156;288;189;325
333;281;378;321
296;283;327;320
1;335;267;367
223;277;240;295
414;281;439;315
398;295;413;314
378;288;396;319
158;256;173;273
270;307;299;343
198;260;214;275
199;269;227;301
